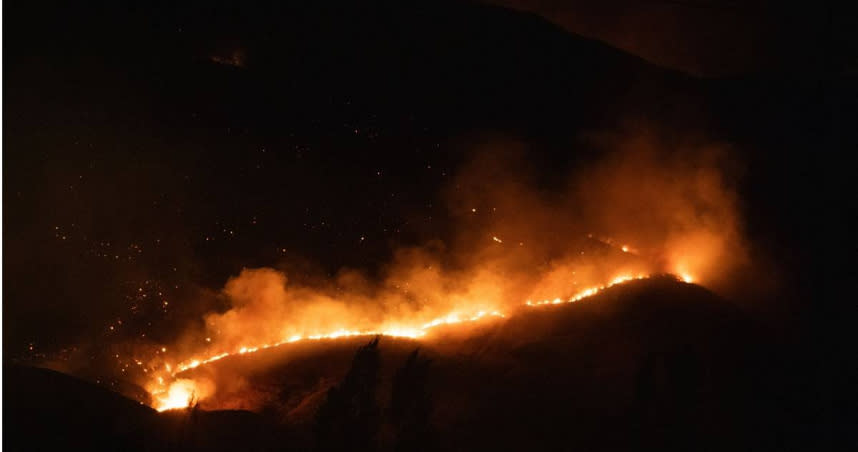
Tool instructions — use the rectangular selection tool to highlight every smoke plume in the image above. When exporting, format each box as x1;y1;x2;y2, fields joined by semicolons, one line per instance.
141;127;752;410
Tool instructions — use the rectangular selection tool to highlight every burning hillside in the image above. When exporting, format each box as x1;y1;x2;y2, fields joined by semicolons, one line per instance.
123;136;748;412
5;1;839;449
149;271;665;411
7;276;791;452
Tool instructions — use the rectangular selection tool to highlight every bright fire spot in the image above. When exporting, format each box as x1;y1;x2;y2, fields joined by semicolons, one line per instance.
492;236;503;243
680;273;694;283
151;379;210;412
621;245;629;252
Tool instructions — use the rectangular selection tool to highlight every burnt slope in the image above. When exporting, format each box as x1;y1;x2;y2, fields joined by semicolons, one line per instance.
179;277;801;451
4;279;807;451
426;277;789;451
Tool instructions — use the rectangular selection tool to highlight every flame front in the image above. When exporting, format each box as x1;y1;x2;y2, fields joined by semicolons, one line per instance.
145;272;691;411
136;142;748;411
525;274;647;306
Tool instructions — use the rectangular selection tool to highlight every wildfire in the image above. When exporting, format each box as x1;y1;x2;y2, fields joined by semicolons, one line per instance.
146;272;693;412
525;274;647;307
165;310;506;376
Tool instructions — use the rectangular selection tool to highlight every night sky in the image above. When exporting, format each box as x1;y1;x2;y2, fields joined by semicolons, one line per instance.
3;0;855;424
486;0;856;77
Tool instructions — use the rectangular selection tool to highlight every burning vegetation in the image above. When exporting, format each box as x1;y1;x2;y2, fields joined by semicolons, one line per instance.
133;132;749;412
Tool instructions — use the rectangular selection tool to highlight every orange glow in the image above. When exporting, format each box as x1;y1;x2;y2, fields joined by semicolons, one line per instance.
135;139;749;412
166;309;508;375
142;271;699;411
525;273;647;306
150;378;213;412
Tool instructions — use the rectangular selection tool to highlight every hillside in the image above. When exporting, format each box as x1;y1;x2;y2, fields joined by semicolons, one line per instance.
178;277;797;451
5;278;802;451
3;366;283;451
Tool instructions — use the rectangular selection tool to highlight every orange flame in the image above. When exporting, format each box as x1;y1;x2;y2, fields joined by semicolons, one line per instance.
145;272;693;411
150;378;213;412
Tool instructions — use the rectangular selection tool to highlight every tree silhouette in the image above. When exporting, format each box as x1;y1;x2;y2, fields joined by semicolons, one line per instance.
391;349;438;452
632;347;702;451
315;337;381;452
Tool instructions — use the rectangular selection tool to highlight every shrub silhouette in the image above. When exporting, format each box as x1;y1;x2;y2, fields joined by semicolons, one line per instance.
391;349;438;452
315;337;381;452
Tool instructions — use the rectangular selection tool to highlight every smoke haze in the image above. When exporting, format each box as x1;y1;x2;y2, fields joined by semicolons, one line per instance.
154;127;751;404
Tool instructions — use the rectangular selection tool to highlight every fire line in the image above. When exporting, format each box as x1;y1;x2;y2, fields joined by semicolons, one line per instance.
148;272;685;411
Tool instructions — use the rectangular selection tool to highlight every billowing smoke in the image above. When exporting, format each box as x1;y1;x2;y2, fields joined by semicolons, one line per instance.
567;129;748;288
145;127;751;409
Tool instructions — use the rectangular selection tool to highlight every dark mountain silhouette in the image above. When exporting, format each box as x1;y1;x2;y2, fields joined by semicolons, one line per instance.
5;278;807;451
2;366;283;451
3;366;161;451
